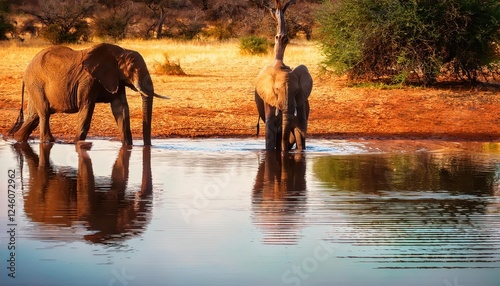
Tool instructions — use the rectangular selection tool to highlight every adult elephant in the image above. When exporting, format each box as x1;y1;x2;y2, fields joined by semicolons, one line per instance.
255;63;313;151
254;0;313;151
9;43;167;146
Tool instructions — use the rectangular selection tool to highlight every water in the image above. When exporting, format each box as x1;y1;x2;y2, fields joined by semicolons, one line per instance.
0;138;499;286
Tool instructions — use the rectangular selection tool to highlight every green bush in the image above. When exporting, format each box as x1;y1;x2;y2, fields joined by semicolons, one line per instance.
0;14;13;40
94;14;130;41
203;19;234;41
316;0;500;84
40;21;90;44
239;35;269;55
0;0;13;40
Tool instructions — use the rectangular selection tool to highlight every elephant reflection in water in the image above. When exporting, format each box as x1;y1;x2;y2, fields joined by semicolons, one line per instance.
14;142;152;244
252;151;307;245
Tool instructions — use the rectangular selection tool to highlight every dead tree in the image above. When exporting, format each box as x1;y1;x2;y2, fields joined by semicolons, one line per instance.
267;0;296;68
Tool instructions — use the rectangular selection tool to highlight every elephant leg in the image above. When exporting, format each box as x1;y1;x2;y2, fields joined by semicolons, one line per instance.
14;103;39;142
110;91;133;145
38;142;54;168
75;101;96;142
264;103;281;150
24;87;54;143
38;111;54;143
294;102;309;150
289;126;297;148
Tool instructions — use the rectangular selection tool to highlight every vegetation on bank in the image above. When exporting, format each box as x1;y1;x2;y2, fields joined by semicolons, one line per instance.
0;0;318;43
316;0;500;84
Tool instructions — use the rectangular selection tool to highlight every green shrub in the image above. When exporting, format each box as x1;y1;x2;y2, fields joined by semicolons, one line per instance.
0;13;13;40
40;21;90;44
239;35;269;55
0;0;13;40
316;0;500;84
93;14;130;41
154;53;186;76
203;20;234;41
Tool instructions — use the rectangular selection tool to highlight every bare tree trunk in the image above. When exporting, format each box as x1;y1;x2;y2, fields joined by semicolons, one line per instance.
270;0;295;68
155;6;167;39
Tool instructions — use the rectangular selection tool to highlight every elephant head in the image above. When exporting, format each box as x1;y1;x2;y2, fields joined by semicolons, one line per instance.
82;43;167;146
255;64;313;151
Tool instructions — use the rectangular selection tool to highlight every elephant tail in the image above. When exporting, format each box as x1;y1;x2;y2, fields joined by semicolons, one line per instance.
256;119;259;136
8;81;25;135
256;115;262;137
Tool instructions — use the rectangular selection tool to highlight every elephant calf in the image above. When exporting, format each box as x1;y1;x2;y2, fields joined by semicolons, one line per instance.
9;43;168;145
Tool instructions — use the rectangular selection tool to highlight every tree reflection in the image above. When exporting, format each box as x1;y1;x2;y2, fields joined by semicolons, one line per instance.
13;142;153;244
312;152;498;220
312;152;500;269
313;152;498;196
252;151;307;245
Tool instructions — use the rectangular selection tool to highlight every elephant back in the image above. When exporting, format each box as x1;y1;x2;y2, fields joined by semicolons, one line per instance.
291;65;313;100
24;46;82;83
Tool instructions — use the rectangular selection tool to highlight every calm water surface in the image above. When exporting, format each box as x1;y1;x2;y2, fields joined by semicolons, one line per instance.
0;138;499;286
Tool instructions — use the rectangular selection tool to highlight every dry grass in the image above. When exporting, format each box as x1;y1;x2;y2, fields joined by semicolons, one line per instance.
153;53;186;76
0;38;499;142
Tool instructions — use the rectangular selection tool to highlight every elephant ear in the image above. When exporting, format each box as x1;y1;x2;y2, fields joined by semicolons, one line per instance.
255;65;289;108
82;44;120;94
291;65;313;105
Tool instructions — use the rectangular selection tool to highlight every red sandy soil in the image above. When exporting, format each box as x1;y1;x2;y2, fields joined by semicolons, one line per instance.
0;51;499;143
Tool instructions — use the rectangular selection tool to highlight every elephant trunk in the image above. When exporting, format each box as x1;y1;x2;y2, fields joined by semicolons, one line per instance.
281;90;294;151
135;73;155;146
282;113;294;151
142;95;152;146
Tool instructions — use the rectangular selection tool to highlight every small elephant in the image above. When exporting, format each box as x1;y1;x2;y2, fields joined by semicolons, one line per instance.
9;43;168;145
255;63;313;151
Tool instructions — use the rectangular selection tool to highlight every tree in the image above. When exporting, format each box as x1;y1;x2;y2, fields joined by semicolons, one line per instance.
135;0;192;39
22;0;95;44
0;0;14;40
317;0;500;84
93;1;136;40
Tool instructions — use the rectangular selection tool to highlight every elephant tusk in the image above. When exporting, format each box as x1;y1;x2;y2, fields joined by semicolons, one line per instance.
154;93;170;100
138;90;170;99
138;90;148;97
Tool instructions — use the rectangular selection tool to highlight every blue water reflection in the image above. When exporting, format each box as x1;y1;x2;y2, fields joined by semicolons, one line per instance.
0;139;498;286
